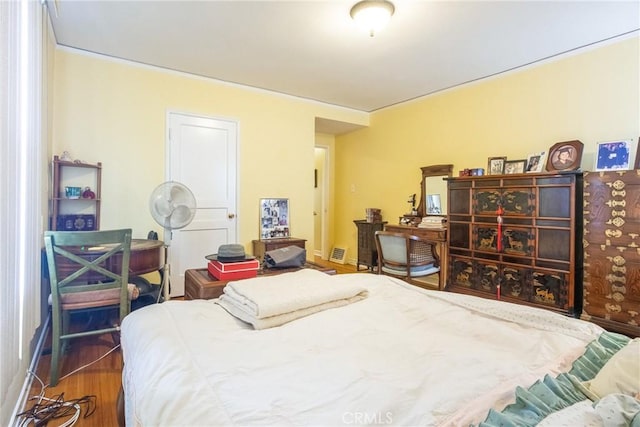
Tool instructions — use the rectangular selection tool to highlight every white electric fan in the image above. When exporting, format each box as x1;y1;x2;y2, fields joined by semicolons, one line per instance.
149;181;196;301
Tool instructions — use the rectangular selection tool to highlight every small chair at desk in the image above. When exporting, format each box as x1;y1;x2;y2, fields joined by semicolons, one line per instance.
374;231;441;288
44;228;132;386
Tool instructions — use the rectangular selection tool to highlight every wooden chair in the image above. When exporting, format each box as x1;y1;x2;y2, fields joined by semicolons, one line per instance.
374;231;441;287
44;228;132;386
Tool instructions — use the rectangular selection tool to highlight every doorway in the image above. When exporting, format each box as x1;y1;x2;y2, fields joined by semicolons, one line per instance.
314;146;328;259
166;111;238;296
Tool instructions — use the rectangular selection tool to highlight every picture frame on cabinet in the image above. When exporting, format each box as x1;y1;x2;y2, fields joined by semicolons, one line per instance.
487;157;506;175
525;151;547;173
504;159;526;174
546;140;583;172
594;138;638;171
260;198;290;239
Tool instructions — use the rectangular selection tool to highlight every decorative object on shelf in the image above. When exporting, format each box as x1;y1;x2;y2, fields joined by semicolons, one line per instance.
526;151;547;173
82;186;96;199
350;0;395;37
50;155;102;230
56;214;96;231
546;140;583;172
407;194;417;215
365;207;382;222
504;159;526;174
260;198;290;239
64;186;82;199
399;215;421;226
594;138;637;171
487;157;506;175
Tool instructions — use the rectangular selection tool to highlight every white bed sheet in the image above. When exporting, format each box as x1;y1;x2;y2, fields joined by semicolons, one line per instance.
121;273;603;426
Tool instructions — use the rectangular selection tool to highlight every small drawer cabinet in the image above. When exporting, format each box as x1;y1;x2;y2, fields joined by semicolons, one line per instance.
252;238;306;263
354;220;387;271
582;170;640;337
446;172;582;316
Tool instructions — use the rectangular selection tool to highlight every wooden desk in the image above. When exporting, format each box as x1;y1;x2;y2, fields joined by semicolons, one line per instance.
384;224;448;290
43;238;164;280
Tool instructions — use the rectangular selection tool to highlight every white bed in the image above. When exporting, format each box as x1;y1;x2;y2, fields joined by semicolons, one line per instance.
121;271;606;426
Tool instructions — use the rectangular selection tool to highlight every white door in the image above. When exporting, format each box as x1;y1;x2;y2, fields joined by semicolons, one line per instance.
313;147;326;258
166;112;238;297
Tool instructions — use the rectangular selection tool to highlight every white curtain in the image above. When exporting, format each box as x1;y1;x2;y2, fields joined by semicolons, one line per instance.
0;0;43;425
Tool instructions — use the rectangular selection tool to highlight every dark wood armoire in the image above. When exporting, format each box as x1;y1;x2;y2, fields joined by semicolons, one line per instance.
583;170;640;337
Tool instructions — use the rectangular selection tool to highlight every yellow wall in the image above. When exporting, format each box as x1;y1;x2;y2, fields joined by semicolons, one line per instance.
52;48;367;254
52;37;639;265
334;37;639;263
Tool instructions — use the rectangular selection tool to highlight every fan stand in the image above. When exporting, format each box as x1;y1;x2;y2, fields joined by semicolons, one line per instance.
157;244;171;302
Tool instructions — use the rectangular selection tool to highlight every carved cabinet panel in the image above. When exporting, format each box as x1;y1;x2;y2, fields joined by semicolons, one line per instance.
583;170;640;337
447;173;582;316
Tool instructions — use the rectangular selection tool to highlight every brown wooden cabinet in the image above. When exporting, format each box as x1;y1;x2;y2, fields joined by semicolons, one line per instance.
354;220;387;271
582;170;640;337
446;172;582;316
252;238;307;263
50;155;102;231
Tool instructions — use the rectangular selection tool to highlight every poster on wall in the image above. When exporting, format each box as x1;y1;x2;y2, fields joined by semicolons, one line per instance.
260;198;290;239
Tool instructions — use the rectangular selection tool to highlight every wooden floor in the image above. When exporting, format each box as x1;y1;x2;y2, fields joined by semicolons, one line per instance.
20;257;357;426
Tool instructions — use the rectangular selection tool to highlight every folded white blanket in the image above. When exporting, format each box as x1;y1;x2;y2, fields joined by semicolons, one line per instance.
215;269;368;329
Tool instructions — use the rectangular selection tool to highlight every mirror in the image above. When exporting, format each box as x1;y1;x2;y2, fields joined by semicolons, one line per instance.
417;164;453;217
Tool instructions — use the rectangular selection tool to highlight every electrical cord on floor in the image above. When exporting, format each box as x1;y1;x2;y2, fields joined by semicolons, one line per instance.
15;344;121;426
16;393;96;427
53;343;121;387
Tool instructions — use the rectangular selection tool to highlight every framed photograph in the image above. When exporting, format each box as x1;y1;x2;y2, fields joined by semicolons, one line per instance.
594;139;637;171
546;140;583;172
260;198;290;239
487;157;506;175
504;159;526;174
426;194;442;215
525;151;546;173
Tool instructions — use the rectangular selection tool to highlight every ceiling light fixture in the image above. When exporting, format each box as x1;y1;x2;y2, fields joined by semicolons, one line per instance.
350;0;395;37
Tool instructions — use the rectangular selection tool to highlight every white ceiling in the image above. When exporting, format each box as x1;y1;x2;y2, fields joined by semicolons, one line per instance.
48;1;638;119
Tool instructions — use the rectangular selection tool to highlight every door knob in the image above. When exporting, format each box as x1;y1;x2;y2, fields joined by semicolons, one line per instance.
228;213;236;219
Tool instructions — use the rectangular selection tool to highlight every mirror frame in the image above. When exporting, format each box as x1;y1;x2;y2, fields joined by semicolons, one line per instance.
417;164;454;217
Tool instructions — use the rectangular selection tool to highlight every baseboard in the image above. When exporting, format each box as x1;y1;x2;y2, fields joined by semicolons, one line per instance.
10;312;50;426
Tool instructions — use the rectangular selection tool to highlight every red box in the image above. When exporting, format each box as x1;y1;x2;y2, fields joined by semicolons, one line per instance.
207;259;260;281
